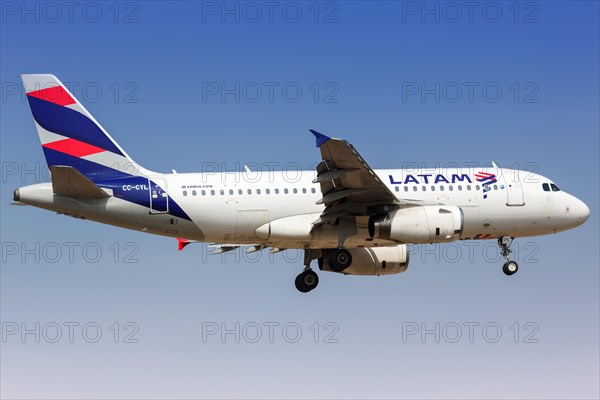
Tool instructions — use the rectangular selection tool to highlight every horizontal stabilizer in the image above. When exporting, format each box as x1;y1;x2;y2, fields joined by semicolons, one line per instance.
208;243;261;255
50;165;110;199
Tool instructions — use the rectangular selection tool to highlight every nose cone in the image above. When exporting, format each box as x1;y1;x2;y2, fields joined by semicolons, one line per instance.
573;198;590;225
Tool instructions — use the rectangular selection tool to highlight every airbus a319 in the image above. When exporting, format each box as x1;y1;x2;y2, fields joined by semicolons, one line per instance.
13;75;590;292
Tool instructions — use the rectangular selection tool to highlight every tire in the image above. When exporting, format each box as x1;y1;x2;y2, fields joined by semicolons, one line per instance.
302;270;319;289
295;270;319;293
329;249;353;272
502;261;519;276
295;274;309;293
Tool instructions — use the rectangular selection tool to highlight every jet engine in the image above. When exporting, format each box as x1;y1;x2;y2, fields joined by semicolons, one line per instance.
319;245;409;275
369;205;463;243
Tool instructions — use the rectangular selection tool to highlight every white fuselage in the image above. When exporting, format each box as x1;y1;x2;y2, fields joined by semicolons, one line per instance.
16;167;590;249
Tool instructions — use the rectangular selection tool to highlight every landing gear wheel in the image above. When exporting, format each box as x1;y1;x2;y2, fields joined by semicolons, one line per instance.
502;261;519;276
329;249;353;272
498;236;518;276
295;270;319;293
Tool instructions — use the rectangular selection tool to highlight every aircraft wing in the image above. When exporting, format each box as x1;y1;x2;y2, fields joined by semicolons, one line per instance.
310;130;436;228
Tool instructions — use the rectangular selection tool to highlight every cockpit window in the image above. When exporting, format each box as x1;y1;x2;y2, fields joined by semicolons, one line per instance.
550;183;561;192
542;183;550;192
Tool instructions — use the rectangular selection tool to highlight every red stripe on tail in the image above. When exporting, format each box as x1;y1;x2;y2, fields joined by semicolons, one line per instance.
43;138;106;157
27;86;76;106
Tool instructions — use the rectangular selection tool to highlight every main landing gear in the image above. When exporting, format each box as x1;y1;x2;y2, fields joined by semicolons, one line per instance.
498;236;519;276
294;248;354;293
295;249;321;293
328;249;352;273
295;268;319;293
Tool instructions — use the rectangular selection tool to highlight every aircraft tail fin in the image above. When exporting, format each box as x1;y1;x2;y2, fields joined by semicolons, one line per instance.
21;74;150;182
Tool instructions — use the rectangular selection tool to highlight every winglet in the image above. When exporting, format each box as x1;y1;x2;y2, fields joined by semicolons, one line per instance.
177;238;192;251
310;129;331;147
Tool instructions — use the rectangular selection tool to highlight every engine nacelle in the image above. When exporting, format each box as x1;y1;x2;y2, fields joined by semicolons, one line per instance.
369;205;463;243
319;245;409;275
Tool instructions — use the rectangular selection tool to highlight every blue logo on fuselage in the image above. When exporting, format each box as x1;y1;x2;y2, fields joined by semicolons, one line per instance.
388;174;472;185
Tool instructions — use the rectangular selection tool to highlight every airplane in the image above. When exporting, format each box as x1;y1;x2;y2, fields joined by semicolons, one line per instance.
12;74;590;292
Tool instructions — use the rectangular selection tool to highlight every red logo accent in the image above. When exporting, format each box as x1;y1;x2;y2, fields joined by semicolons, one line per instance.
43;138;106;157
27;86;76;106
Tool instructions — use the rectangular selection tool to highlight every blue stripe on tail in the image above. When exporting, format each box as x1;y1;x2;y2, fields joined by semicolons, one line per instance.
27;96;124;156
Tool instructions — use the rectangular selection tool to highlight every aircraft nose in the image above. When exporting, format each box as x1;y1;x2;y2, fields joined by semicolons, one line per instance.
571;197;590;225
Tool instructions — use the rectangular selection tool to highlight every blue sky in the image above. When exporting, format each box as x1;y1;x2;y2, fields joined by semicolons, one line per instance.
1;1;599;399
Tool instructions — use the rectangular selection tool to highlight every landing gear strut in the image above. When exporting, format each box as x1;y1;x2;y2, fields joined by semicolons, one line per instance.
295;249;321;293
498;236;519;276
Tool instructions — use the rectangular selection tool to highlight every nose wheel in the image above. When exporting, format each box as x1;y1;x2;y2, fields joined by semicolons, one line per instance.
502;260;519;275
498;236;519;276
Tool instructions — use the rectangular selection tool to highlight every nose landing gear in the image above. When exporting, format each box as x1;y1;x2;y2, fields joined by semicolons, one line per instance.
499;236;519;276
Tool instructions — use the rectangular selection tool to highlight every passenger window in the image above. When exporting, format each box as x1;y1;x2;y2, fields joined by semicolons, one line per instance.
311;188;316;194
183;190;188;196
550;183;560;192
293;188;298;194
467;185;471;191
404;186;409;192
257;189;261;194
238;189;243;195
493;185;498;190
458;185;462;191
247;189;252;195
229;189;234;195
475;185;480;191
266;189;271;194
275;189;280;194
422;186;426;191
449;185;453;191
302;188;307;194
201;190;206;196
542;183;550;192
220;190;224;195
412;186;417;192
210;190;215;196
440;186;445;191
395;186;399;192
192;190;197;196
431;186;435;192
284;189;289;194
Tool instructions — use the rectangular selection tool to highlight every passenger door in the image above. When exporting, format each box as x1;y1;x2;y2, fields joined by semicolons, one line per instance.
149;178;169;213
505;170;525;206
